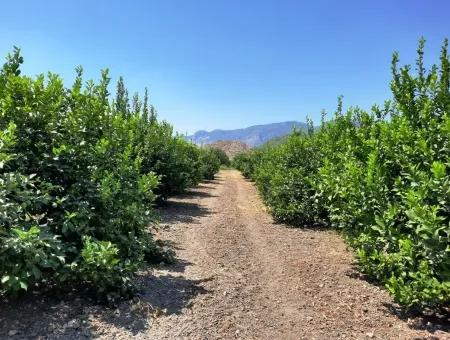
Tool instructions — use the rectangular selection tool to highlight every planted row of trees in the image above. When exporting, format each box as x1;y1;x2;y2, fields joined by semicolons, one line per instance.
233;39;450;311
0;48;220;302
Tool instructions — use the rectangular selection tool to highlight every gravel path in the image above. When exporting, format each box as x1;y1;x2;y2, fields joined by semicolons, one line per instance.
0;170;448;339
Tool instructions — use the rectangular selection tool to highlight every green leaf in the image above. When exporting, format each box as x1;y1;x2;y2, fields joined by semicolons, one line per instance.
19;281;28;290
31;266;42;279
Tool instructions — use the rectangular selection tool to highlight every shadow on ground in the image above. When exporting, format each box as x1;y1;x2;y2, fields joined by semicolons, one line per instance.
176;190;218;199
159;201;213;224
0;258;211;339
91;268;212;336
0;289;96;339
345;264;450;334
156;178;220;225
202;178;224;185
383;303;450;334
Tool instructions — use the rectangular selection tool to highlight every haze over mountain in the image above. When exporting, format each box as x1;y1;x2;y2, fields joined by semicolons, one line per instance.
187;121;306;147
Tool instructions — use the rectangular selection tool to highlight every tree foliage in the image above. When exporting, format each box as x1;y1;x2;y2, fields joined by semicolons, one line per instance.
0;48;219;301
233;39;450;311
209;147;230;166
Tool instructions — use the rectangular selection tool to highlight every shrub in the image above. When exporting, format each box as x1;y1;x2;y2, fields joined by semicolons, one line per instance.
75;236;135;303
0;226;65;293
0;48;220;300
199;148;221;180
232;149;263;179
234;39;450;311
209;147;230;166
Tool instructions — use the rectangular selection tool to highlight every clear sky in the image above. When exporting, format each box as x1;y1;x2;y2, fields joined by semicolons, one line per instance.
0;1;449;134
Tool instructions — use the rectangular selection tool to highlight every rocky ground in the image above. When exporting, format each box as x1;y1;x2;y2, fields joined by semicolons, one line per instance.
0;170;448;339
205;140;250;159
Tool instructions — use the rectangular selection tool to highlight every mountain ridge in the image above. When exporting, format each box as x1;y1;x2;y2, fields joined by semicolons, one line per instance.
187;121;306;147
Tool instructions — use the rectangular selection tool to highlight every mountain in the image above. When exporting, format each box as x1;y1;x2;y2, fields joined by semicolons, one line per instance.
187;121;306;147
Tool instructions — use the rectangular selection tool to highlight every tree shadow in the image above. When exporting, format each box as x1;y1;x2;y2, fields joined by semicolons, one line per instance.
0;289;97;339
90;271;212;336
176;190;218;199
345;264;450;334
138;271;211;315
202;178;223;185
163;258;193;274
345;264;381;285
0;259;212;338
383;303;450;334
197;185;218;190
151;237;184;252
159;201;213;224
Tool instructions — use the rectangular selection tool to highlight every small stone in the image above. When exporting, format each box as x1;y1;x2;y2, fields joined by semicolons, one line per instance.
366;332;374;338
8;330;18;336
66;319;80;329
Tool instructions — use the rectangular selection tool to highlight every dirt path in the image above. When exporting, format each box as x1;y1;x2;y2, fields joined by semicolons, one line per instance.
141;170;447;340
0;170;448;339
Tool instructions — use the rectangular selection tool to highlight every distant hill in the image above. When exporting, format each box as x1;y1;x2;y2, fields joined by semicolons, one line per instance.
262;134;290;147
187;121;306;147
206;140;250;159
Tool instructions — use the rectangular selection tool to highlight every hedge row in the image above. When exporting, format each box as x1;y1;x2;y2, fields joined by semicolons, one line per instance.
233;39;450;311
0;48;220;302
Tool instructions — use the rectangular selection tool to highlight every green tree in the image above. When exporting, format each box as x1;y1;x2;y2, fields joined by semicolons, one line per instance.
115;76;129;116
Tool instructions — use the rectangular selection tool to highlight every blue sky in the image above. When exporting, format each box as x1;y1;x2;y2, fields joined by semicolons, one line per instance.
0;1;449;134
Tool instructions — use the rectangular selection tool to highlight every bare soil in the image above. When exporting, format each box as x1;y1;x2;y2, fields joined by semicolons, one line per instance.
205;140;250;159
0;170;448;339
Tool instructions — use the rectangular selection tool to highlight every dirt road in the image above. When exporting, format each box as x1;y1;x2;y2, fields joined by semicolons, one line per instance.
0;170;447;339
